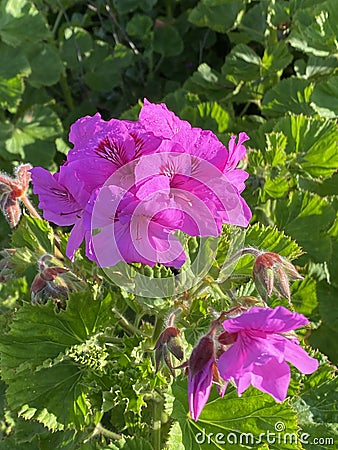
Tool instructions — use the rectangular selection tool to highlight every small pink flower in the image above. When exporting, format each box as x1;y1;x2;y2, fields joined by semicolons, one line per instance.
217;306;318;402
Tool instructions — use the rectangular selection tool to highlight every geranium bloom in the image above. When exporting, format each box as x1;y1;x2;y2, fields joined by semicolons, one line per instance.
217;306;318;402
32;100;252;267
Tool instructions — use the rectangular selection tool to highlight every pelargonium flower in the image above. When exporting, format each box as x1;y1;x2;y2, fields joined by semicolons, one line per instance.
31;99;252;267
217;306;318;402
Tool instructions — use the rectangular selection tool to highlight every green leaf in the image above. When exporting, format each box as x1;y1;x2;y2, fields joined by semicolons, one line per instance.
237;2;268;44
60;27;93;71
189;0;246;33
293;357;338;448
309;325;338;364
11;216;55;255
261;42;293;75
274;191;335;262
287;0;338;57
298;174;338;197
291;277;319;319
310;76;338;119
3;105;62;159
316;281;338;331
0;42;30;78
126;14;153;37
114;0;157;13
0;43;30;112
305;56;337;79
84;43;134;92
153;26;183;57
171;379;302;449
262;78;315;117
0;0;50;47
222;44;261;81
23;43;64;88
0;75;24;112
0;291;118;430
273;115;338;178
181;101;230;134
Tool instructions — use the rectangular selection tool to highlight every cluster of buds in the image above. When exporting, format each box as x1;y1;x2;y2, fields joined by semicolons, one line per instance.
253;252;303;303
30;254;79;309
0;163;41;228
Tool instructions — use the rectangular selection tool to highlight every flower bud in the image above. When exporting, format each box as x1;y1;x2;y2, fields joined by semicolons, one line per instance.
154;326;184;376
253;252;303;302
31;266;71;308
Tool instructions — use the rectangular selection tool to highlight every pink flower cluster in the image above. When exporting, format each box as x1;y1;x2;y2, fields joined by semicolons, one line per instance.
31;100;252;268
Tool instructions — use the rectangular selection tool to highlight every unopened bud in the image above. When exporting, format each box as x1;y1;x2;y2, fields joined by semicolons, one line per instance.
154;326;184;376
253;252;303;302
31;266;71;308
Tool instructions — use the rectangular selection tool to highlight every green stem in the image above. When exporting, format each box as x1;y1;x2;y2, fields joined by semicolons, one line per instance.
95;423;122;440
60;74;74;111
111;307;145;336
152;394;163;450
216;247;261;283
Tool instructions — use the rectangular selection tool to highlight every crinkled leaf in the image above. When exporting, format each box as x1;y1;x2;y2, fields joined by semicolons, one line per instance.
11;216;54;255
222;44;261;81
0;291;118;430
273;115;338;178
171;379;302;449
287;0;338;57
274;191;335;262
310;76;338;119
292;358;338;448
262;78;315;117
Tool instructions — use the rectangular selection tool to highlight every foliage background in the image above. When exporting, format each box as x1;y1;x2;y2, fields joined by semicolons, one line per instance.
0;0;337;449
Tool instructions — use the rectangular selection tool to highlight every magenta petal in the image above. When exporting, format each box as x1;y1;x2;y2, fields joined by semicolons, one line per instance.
66;218;85;260
217;338;247;381
30;167;81;226
188;358;213;421
139;99;191;139
223;306;309;334
251;358;290;402
283;338;319;374
225;132;250;171
69;112;103;149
